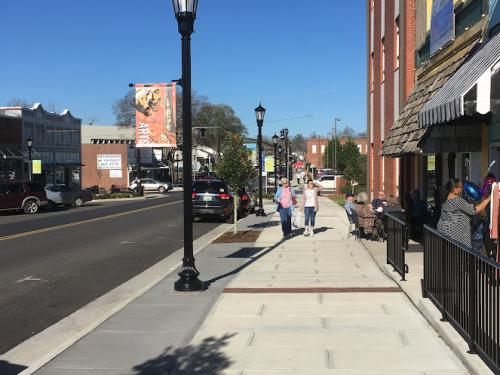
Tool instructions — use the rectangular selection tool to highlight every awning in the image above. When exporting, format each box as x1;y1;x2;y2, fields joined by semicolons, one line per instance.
0;145;24;159
419;31;500;128
382;35;481;156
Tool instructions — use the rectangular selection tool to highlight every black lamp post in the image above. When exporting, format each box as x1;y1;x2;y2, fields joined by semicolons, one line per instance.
172;0;203;292
26;137;33;181
272;134;279;192
255;103;266;217
278;144;282;180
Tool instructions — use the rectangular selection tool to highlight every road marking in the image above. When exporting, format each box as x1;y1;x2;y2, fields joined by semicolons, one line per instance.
0;200;182;242
120;241;136;245
16;276;45;283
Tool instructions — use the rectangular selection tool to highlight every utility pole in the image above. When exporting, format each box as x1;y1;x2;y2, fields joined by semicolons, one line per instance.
334;118;341;174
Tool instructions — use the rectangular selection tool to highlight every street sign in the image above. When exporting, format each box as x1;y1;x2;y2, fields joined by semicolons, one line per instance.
351;180;359;186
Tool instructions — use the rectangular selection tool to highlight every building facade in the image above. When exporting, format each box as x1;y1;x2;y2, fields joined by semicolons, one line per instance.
382;0;498;218
0;103;81;185
305;137;329;170
367;0;416;201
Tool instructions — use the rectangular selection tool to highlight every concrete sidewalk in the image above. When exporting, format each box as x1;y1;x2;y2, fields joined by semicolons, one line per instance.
187;198;469;374
33;198;469;374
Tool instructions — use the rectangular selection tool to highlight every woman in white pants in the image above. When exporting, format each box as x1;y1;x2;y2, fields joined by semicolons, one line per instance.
300;179;322;236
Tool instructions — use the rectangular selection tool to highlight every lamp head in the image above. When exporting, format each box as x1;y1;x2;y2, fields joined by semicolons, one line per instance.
26;137;33;148
272;134;279;145
255;102;266;123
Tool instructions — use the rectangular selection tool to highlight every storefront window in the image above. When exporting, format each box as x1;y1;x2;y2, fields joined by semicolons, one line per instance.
491;59;500;113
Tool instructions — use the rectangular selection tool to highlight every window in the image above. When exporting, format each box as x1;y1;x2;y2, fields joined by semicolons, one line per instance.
416;36;430;67
321;144;325;154
7;183;21;194
312;144;317;154
381;37;386;82
455;0;483;37
395;17;400;69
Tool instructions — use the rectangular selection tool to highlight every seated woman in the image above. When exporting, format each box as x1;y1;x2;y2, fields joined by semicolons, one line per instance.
354;192;378;238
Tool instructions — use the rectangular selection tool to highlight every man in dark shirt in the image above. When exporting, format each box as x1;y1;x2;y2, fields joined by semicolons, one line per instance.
371;191;387;212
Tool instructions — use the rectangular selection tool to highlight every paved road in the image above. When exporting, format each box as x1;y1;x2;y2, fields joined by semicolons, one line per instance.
0;193;222;355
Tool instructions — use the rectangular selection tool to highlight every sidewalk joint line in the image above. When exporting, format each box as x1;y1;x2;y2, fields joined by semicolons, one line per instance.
223;287;403;293
246;332;256;347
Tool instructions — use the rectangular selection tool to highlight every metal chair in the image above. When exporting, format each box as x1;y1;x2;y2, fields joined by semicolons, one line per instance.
345;210;361;241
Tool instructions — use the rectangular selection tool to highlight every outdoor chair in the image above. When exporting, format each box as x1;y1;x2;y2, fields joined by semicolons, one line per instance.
345;210;361;241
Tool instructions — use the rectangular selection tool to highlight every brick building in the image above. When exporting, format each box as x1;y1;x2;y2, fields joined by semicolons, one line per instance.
305;137;329;169
367;0;416;201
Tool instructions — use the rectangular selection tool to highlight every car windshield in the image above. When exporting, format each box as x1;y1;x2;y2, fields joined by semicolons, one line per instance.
193;181;227;193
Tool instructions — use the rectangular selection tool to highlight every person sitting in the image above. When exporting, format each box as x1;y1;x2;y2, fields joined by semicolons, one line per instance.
344;193;356;215
371;191;387;212
355;192;378;239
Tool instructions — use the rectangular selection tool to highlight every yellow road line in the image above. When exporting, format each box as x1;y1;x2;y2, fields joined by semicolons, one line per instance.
0;200;183;241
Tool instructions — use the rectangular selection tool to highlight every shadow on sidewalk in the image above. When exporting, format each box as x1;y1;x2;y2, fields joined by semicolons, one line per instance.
247;221;280;229
132;334;235;375
204;237;287;289
0;360;27;375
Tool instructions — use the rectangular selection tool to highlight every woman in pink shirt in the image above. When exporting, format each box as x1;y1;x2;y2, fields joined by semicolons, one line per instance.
273;178;297;237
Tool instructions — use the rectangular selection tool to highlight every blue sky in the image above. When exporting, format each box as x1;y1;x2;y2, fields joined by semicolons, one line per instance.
0;0;366;139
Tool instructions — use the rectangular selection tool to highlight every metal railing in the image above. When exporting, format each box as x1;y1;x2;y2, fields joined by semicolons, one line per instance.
386;212;409;281
423;225;500;374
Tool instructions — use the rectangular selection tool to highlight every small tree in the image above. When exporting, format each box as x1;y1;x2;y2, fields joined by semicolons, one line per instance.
215;134;256;233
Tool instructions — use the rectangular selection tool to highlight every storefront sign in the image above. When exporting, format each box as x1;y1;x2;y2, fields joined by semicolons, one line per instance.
430;0;455;56
135;83;176;148
97;154;122;170
244;143;257;166
109;169;123;178
265;156;275;173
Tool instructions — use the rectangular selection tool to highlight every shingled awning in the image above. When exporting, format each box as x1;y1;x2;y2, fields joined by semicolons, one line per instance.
382;37;481;156
418;31;500;128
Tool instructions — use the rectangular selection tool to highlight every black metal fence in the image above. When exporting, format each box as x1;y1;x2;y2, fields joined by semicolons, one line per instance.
386;212;409;281
423;225;500;374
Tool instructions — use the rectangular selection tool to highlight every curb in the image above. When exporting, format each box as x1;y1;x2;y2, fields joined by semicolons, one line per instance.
0;222;232;375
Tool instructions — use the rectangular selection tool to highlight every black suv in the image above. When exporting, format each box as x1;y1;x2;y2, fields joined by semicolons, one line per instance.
192;180;234;221
0;181;48;214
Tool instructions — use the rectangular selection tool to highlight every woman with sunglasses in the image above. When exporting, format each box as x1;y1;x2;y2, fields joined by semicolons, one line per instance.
274;178;297;237
438;178;490;248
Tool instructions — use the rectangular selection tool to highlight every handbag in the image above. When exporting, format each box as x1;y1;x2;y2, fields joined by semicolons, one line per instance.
292;210;302;228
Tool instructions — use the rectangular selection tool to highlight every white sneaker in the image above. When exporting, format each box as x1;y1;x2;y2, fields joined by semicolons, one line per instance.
310;228;315;237
303;228;309;237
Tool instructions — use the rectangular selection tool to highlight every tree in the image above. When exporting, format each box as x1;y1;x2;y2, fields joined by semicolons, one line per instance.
290;134;307;155
340;126;356;138
193;103;246;159
112;89;136;127
323;138;364;184
5;98;34;107
214;134;256;232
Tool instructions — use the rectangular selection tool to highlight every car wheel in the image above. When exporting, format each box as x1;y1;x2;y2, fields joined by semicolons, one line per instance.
24;200;39;214
74;197;84;207
158;186;166;193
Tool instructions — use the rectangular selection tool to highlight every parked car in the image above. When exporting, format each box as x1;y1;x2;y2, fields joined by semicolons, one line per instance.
237;186;257;215
129;178;173;193
192;180;234;221
0;181;48;214
44;184;92;209
313;175;337;193
316;168;334;179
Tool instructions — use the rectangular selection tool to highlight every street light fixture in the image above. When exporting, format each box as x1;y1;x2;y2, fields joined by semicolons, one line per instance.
255;103;266;217
172;0;203;292
26;137;33;181
272;134;279;192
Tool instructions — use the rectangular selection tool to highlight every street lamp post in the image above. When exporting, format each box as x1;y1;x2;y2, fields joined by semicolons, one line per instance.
272;134;279;192
255;103;266;217
26;137;33;181
173;0;203;292
334;117;341;174
278;144;282;180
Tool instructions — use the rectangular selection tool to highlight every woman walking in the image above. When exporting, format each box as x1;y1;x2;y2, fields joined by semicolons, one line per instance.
438;178;490;248
274;178;297;237
301;179;322;236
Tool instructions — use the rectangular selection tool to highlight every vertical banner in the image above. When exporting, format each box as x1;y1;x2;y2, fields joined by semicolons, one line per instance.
264;156;275;173
135;83;176;148
32;160;42;175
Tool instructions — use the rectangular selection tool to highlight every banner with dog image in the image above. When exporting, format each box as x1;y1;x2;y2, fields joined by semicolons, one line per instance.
135;83;176;148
